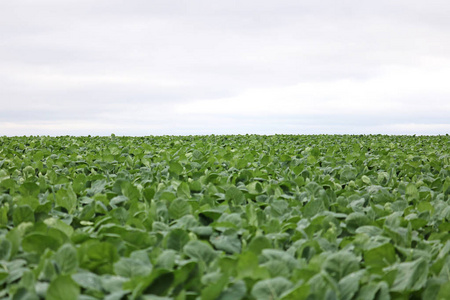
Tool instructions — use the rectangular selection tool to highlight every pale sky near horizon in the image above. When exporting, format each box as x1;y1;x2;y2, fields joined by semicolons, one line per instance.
1;0;449;136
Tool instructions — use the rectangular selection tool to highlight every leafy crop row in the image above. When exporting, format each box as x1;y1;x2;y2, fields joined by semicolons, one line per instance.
0;135;449;299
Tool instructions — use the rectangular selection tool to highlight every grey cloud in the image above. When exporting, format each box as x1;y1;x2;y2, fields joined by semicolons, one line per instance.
1;1;449;135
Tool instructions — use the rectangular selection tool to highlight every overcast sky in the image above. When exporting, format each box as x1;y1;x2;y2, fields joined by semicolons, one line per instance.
1;0;449;135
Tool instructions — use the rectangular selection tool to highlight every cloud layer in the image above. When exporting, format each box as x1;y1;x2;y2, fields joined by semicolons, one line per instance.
1;1;449;135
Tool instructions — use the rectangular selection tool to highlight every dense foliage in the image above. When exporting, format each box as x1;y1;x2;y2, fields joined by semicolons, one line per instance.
0;135;449;300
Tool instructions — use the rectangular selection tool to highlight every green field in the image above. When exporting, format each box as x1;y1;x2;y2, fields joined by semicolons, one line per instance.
0;135;449;299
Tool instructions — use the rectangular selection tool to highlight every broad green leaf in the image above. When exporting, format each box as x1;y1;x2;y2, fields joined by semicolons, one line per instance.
361;175;371;184
46;275;80;300
225;186;245;205
11;287;39;300
122;181;140;201
169;161;183;175
236;251;270;280
79;241;119;274
169;199;192;219
177;182;191;198
22;233;61;253
13;205;35;226
210;232;241;254
184;240;218;265
338;270;365;300
340;167;356;182
155;250;176;270
247;235;272;254
114;257;152;278
19;182;40;197
355;281;389;300
87;180;106;196
127;269;174;297
322;251;360;281
261;249;299;273
437;281;450;300
391;258;429;292
72;173;87;194
345;212;371;234
201;272;228;300
363;243;396;269
44;217;74;237
246;182;263;195
0;205;8;227
251;277;293;300
71;272;102;291
54;243;78;274
217;280;247;300
164;228;190;251
55;186;77;214
280;283;309;300
405;183;419;200
303;198;325;218
0;238;12;260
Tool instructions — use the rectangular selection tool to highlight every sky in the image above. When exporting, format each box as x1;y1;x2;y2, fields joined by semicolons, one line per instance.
1;0;449;136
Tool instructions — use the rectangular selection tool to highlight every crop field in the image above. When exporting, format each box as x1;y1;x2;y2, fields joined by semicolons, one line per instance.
0;135;449;300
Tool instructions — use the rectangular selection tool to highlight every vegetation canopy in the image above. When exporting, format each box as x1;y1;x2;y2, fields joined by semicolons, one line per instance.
0;135;449;299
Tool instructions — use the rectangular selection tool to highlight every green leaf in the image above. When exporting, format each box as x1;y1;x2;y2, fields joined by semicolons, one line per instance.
0;238;12;260
72;173;86;194
54;244;78;274
226;187;245;205
55;186;77;214
164;229;190;251
0;205;8;227
11;287;39;300
169;199;192;219
417;201;434;214
44;218;74;238
71;271;102;291
217;280;247;300
340;166;356;182
322;251;360;281
338;270;365;300
251;277;294;300
123;184;140;203
127;269;174;297
19;182;40;197
155;250;176;270
345;212;371;234
437;281;450;300
405;183;419;200
363;243;396;269
177;182;191;198
79;241;119;274
13;205;34;226
114;257;152;278
355;281;389;300
279;283;309;300
201;272;228;300
210;232;241;254
22;233;61;253
169;161;183;176
247;235;272;254
46;275;80;300
361;175;371;184
261;249;299;274
184;240;218;265
246;182;263;195
236;251;270;280
391;258;429;292
87;180;106;196
303;198;325;218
